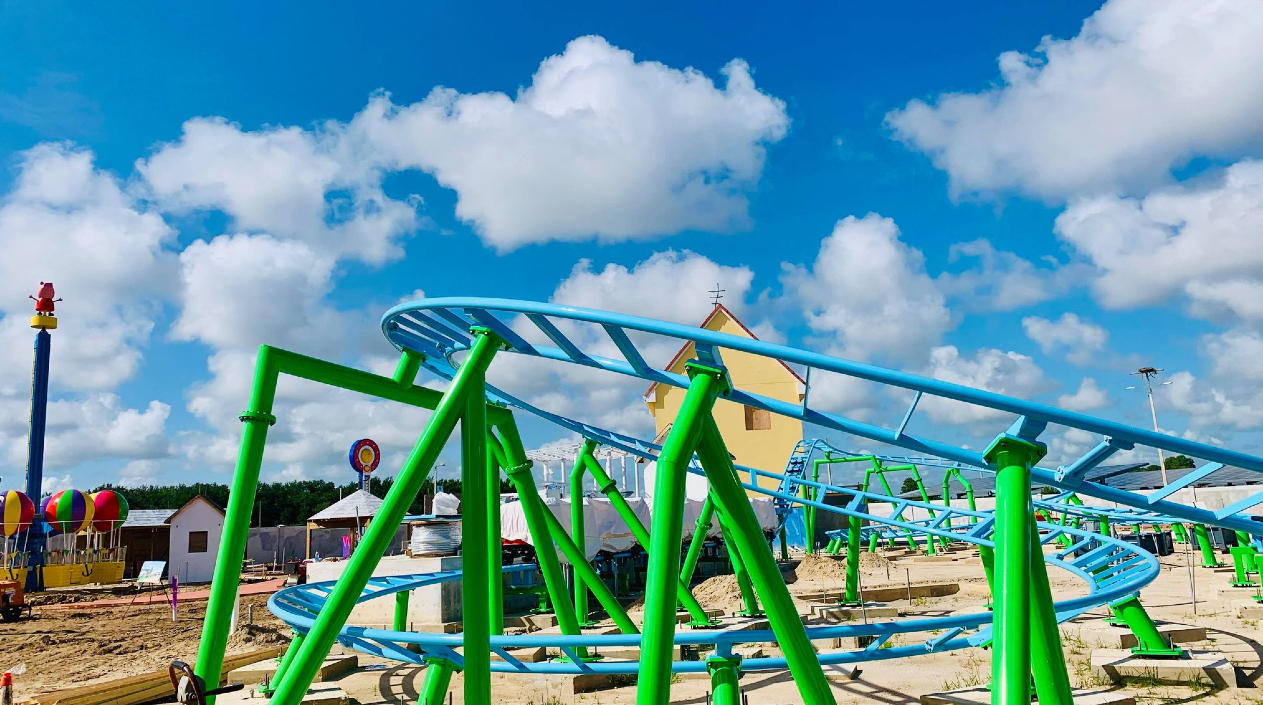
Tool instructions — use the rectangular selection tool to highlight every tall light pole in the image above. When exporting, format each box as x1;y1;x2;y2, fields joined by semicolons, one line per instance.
1127;367;1172;485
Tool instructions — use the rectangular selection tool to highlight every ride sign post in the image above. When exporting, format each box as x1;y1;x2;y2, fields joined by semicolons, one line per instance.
349;439;381;492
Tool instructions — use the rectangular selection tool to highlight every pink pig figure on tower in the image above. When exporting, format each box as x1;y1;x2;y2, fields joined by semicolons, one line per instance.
30;282;61;315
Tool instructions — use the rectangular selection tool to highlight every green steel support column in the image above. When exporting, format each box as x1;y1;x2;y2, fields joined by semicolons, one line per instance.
579;449;712;625
780;525;789;561
717;511;761;616
868;533;878;552
394;591;410;632
1194;524;1223;567
982;433;1045;705
571;444;593;626
459;340;493;705
979;544;995;610
420;657;459;705
494;435;586;653
695;413;835;705
1172;523;1189;543
392;348;425;386
680;496;716;587
1231;546;1257;587
843;508;862;606
1098;516;1111;538
805;459;822;554
707;654;742;705
258;631;304;695
267;331;502;705
538;506;639;634
637;368;720;705
1028;522;1073;705
488;443;504;635
1109;595;1183;657
196;346;278;702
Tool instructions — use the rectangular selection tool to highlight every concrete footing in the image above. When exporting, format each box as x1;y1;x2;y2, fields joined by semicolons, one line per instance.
1091;649;1236;688
543;673;625;704
921;687;1135;705
1079;621;1207;649
219;683;348;705
809;603;899;621
227;654;358;685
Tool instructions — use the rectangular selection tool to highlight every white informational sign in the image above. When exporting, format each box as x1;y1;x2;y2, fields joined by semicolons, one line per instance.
136;560;166;585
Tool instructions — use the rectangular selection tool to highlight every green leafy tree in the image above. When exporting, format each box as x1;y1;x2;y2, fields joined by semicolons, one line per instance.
1164;455;1196;470
899;477;919;494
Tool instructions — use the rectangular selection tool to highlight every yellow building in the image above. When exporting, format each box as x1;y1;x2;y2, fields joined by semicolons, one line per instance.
644;304;805;493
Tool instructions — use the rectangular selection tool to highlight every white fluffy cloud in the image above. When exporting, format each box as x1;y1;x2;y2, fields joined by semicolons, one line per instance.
1055;160;1263;318
0;144;176;489
172;233;357;355
1022;313;1108;365
918;346;1049;425
1203;330;1263;383
782;214;952;364
888;0;1263;200
1058;378;1109;411
139;117;419;265
1163;370;1263;431
354;36;788;250
0;144;175;392
937;239;1087;312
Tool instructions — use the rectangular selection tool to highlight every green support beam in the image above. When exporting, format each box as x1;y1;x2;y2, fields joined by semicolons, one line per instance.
538;504;640;634
695;412;835;705
488;441;504;635
459;348;493;705
577;442;713;626
1028;522;1073;705
394;591;410;632
717;510;761;616
637;366;721;705
680;496;716;588
982;433;1045;705
420;657;459;705
263;331;503;705
1231;546;1258;587
493;429;588;655
707;654;742;705
1194;524;1224;567
843;501;863;606
570;446;594;626
1110;595;1183;657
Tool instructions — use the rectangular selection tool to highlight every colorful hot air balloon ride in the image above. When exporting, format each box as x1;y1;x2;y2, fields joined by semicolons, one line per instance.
90;490;129;532
0;490;35;537
42;490;94;535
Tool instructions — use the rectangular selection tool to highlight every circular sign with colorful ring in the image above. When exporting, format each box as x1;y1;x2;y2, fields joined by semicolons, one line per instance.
349;438;381;476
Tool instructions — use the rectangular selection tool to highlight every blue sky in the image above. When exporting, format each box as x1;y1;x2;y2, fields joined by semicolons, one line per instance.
1;0;1261;492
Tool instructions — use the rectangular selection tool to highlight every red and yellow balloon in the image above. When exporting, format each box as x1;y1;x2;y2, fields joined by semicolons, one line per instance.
0;490;35;537
91;490;130;532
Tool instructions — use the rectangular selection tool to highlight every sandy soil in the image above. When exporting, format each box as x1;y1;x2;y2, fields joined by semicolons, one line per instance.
17;543;1263;705
6;593;287;702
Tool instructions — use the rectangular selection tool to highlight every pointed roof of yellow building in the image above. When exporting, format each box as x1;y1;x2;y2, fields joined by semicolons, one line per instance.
643;303;805;399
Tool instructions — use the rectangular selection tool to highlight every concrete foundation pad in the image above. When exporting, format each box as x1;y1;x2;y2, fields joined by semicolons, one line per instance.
228;654;357;685
674;608;725;624
1237;602;1263;619
1080;622;1207;649
719;615;771;631
490;646;547;663
221;683;348;705
921;687;1135;705
809;603;899;621
1091;649;1236;688
821;664;858;682
523;613;558;630
543;673;625;704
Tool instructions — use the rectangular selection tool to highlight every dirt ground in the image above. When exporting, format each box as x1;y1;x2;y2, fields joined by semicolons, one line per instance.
5;592;287;702
15;542;1263;705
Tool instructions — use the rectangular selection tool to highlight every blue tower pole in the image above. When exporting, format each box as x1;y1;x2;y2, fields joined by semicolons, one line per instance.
24;328;51;592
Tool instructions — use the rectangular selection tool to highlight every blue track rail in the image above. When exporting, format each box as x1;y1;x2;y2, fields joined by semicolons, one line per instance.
263;296;1263;675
